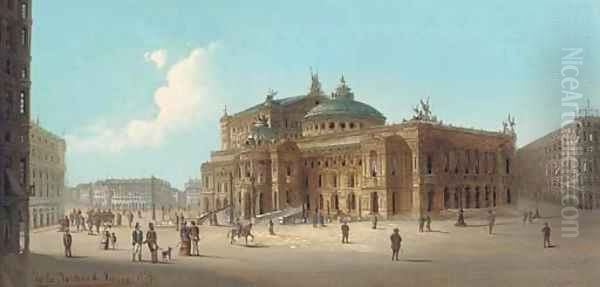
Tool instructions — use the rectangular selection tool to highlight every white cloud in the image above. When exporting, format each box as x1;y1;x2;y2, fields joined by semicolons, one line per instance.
144;49;168;69
67;44;221;153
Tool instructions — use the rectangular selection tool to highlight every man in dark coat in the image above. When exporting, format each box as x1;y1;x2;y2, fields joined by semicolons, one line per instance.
131;222;144;262
542;222;552;248
63;229;72;257
341;222;350;244
145;223;158;263
488;210;496;235
390;228;402;261
128;211;134;228
372;214;378;229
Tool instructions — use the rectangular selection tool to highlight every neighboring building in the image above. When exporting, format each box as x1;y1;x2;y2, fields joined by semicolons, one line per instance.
0;0;32;256
173;188;185;208
72;177;177;210
516;104;599;208
29;121;66;229
184;179;201;208
200;74;516;219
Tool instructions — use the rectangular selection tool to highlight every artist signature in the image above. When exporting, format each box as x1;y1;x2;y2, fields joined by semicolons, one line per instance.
33;271;154;287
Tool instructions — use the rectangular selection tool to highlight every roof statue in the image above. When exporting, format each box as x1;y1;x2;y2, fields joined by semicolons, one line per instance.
502;113;516;135
411;97;437;122
223;105;228;117
266;89;277;102
255;114;270;128
308;68;324;97
333;74;354;100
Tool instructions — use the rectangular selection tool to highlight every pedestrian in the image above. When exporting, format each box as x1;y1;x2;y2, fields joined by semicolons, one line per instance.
116;212;122;227
268;219;275;235
145;222;159;264
69;212;75;230
425;215;432;232
131;223;144;262
372;214;378;230
522;211;528;224
102;229;110;250
390;228;402;261
190;221;200;256
128;211;134;228
528;210;534;223
542;222;552;248
176;213;180;231
63;229;72;258
488;210;496;235
75;212;81;232
455;208;466;227
87;216;94;235
110;232;117;249
418;216;425;232
341;222;350;244
63;216;70;232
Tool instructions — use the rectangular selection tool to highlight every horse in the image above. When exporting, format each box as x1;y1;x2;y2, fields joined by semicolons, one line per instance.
227;223;254;246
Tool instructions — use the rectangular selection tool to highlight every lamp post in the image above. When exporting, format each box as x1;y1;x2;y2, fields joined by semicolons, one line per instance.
229;173;234;224
151;176;156;221
24;184;33;254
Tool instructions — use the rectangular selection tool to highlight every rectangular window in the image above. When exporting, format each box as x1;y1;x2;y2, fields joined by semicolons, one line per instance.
19;158;26;186
20;28;27;46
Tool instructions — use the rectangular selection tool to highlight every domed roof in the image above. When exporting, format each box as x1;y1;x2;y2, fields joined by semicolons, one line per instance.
305;76;385;121
305;98;385;120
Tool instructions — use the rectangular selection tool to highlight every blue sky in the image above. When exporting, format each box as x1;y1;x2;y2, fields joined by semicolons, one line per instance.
31;0;600;189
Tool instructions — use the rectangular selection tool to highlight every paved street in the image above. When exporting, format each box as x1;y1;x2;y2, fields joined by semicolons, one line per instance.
29;201;598;287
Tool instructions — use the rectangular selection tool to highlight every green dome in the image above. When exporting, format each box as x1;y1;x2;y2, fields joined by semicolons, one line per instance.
305;99;386;120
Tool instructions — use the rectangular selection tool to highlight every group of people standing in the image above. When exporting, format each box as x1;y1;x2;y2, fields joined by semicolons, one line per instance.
132;222;159;263
179;220;201;256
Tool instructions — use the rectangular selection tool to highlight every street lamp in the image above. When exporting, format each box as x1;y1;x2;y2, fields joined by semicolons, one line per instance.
151;176;156;221
229;173;234;224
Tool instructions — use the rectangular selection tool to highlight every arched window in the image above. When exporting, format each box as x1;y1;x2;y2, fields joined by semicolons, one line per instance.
370;151;378;177
329;122;335;129
426;155;433;174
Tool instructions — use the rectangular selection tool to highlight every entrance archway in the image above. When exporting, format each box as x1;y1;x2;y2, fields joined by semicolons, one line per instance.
371;192;379;213
427;190;434;212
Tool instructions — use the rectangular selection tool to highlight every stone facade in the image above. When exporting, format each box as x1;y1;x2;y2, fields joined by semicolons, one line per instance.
516;108;599;209
72;178;177;210
0;0;32;255
29;121;66;229
184;179;201;208
200;75;516;219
